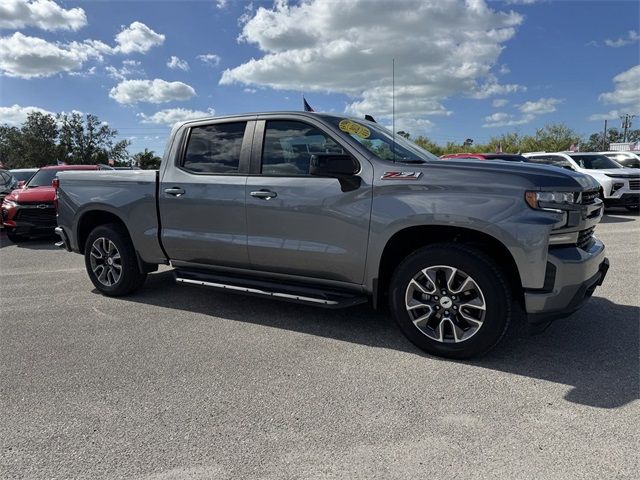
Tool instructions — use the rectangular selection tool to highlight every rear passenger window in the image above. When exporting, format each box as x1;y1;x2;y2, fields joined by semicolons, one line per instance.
262;121;345;175
182;122;246;174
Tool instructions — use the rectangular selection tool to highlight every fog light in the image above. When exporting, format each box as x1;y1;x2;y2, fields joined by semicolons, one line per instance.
611;182;624;194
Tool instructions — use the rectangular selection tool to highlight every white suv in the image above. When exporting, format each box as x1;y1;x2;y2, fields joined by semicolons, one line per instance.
522;152;640;211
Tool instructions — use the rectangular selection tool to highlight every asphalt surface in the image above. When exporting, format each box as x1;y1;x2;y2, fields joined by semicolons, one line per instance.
0;210;638;480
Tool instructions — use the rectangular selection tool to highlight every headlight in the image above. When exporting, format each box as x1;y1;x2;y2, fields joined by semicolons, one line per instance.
1;200;17;209
525;191;578;210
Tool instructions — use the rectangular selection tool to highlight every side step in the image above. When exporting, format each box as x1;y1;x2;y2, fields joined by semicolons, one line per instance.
174;269;368;309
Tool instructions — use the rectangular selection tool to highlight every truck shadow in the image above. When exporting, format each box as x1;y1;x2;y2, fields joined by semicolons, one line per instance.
123;270;638;410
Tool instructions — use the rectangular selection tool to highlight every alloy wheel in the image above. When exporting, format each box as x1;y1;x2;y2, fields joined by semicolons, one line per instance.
89;237;122;287
404;265;486;343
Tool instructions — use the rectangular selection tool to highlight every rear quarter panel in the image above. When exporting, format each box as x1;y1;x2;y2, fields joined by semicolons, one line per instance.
57;170;165;264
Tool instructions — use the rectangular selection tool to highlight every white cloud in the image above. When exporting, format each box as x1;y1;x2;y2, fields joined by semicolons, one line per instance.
604;30;639;48
243;88;257;93
198;53;221;67
482;111;532;127
518;97;562;115
69;66;96;77
114;21;165;54
216;0;228;9
492;98;508;108
0;32;104;78
109;79;196;104
505;0;537;4
0;0;86;31
167;55;189;71
106;59;144;81
469;77;526;99
0;103;55;125
498;64;510;75
483;97;562;127
220;0;524;124
139;107;216;126
0;21;164;79
590;65;640;120
588;110;622;122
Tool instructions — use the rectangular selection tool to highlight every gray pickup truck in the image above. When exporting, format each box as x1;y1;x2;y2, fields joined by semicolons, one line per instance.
56;112;609;358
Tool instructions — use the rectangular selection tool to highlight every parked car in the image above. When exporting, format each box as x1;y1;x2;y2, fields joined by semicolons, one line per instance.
600;151;640;169
9;168;38;186
440;153;529;162
2;165;108;241
523;152;640;211
0;169;18;214
55;112;608;359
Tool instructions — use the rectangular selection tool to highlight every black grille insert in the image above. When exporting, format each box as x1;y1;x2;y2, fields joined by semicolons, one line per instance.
580;190;599;205
577;226;595;250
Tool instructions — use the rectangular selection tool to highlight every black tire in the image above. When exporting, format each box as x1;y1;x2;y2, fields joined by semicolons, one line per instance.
389;243;512;359
6;229;25;242
84;223;147;296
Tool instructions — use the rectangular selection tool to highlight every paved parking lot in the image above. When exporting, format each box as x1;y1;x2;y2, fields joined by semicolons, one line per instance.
0;210;638;480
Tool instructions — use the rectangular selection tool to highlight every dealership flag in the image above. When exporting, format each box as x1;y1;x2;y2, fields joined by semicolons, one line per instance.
303;97;315;112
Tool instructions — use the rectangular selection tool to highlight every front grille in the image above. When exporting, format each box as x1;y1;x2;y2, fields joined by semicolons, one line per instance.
580;190;599;205
577;226;596;250
629;179;640;190
14;206;56;226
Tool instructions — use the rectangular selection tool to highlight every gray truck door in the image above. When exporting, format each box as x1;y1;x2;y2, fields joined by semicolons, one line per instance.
159;120;253;268
245;118;373;284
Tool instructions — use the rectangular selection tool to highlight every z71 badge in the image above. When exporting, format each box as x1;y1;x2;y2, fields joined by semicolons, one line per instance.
381;171;422;180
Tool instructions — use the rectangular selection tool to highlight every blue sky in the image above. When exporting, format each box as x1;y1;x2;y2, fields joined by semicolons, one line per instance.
1;0;639;154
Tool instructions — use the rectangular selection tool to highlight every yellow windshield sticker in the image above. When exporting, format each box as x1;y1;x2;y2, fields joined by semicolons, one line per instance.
339;119;370;139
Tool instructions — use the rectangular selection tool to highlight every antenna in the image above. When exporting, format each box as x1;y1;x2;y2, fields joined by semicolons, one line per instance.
392;58;396;163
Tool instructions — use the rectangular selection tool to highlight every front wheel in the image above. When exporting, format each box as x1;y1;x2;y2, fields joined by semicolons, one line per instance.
389;244;512;359
84;223;147;296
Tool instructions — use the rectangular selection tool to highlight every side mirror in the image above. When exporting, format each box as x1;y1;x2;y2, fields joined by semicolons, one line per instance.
309;153;358;177
52;178;60;189
17;180;25;188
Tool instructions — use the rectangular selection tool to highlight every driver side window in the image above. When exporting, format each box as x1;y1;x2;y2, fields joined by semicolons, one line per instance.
261;121;344;176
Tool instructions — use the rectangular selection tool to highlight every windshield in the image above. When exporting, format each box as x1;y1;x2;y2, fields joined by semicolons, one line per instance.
11;171;35;183
569;154;622;170
604;153;640;169
1;171;17;190
325;116;439;163
26;169;58;187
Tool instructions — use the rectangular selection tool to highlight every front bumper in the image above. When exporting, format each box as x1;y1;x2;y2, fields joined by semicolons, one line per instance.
2;203;57;233
604;193;640;207
525;238;608;325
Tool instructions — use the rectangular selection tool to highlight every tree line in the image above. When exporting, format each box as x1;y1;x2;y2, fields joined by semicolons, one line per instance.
1;112;638;171
409;123;640;157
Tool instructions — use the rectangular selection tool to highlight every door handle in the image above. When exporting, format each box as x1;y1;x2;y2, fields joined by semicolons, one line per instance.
164;187;186;197
250;190;277;200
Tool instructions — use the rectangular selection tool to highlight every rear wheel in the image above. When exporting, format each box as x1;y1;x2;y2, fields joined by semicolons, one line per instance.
84;223;146;296
389;244;512;359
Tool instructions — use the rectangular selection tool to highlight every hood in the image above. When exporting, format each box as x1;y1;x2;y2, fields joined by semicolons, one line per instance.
593;169;640;178
409;159;601;191
5;185;55;203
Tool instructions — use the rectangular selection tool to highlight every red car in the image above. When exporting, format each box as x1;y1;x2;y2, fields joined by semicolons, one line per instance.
440;153;529;162
2;165;107;242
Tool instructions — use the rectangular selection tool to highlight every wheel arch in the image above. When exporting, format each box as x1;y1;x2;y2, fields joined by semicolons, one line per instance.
76;209;129;255
374;225;523;309
77;209;158;274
